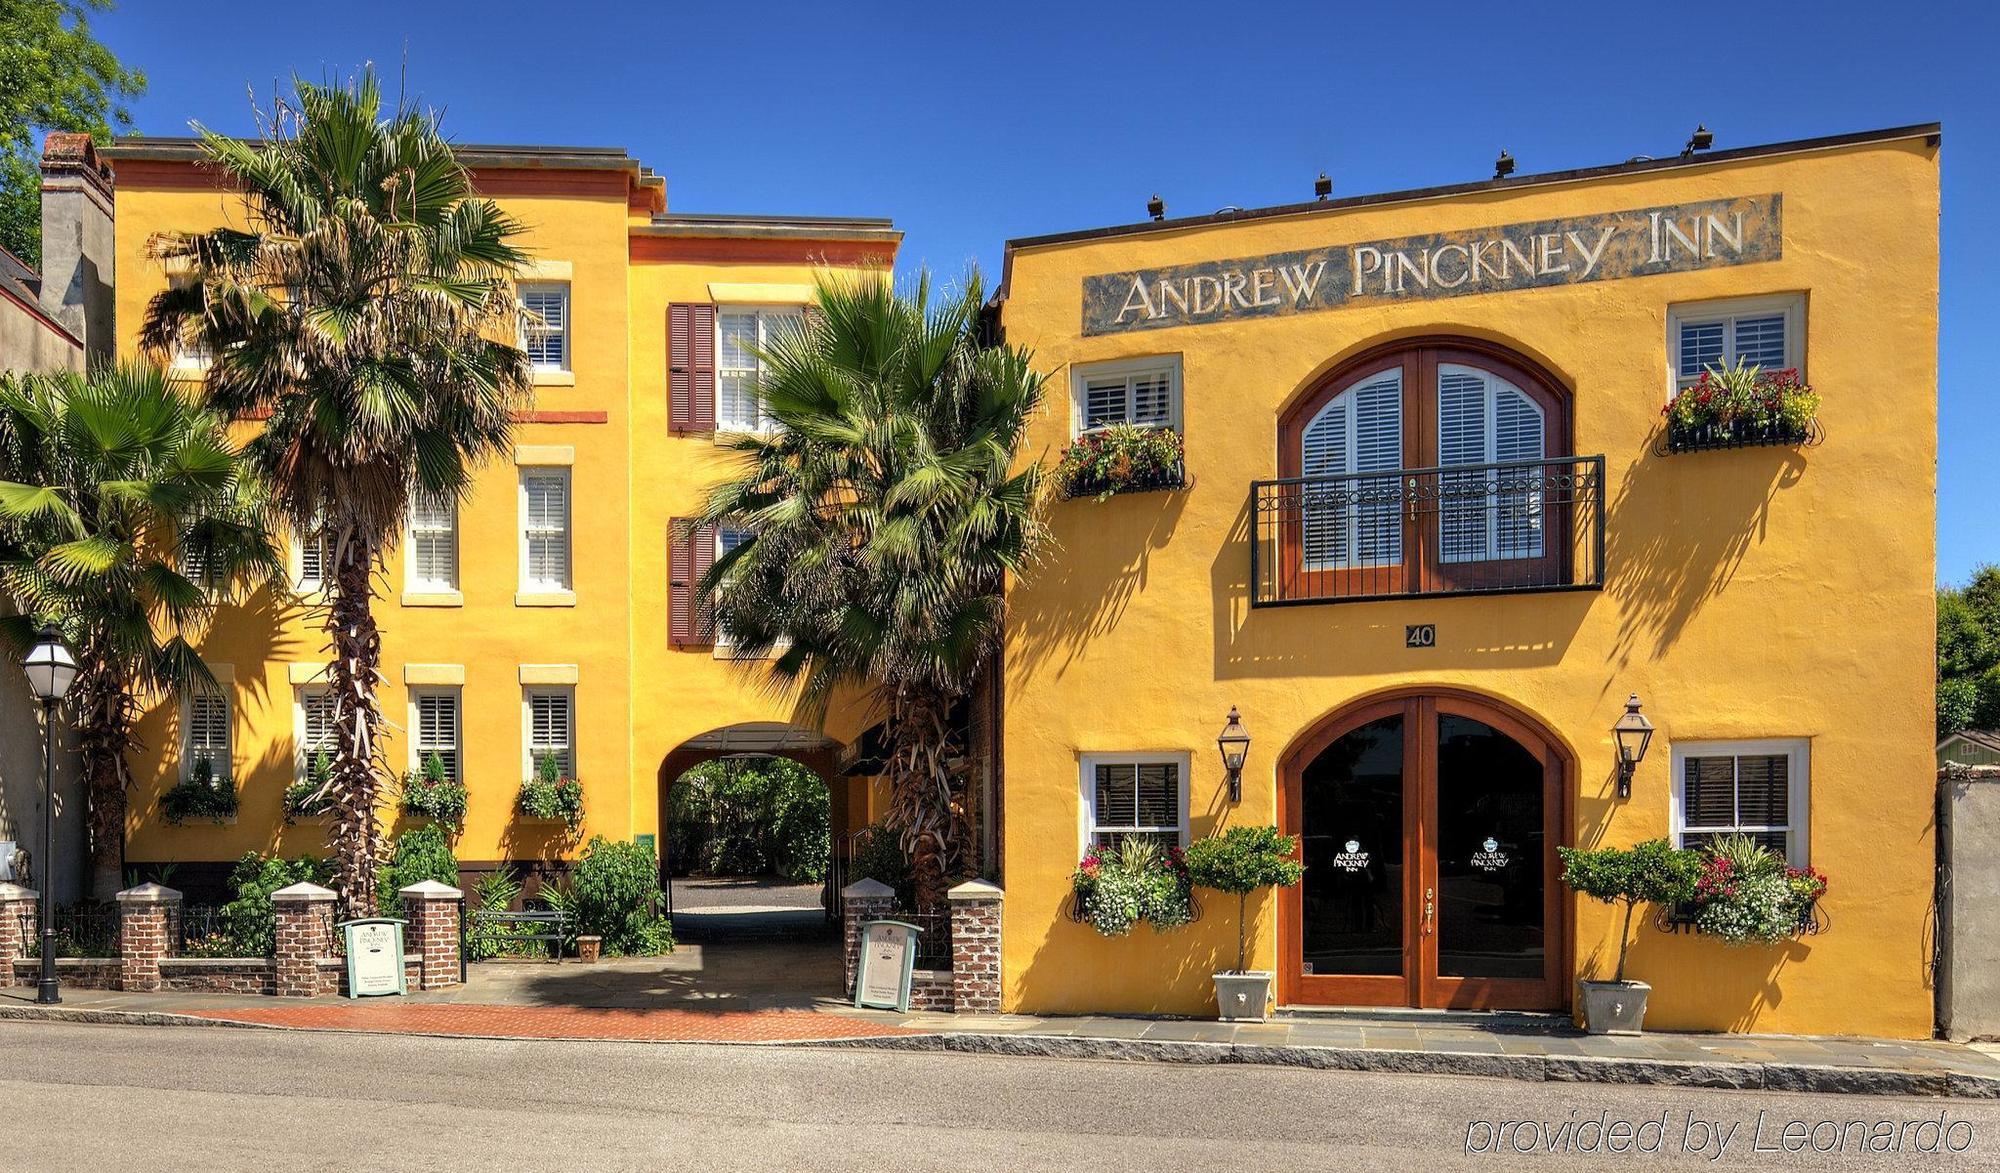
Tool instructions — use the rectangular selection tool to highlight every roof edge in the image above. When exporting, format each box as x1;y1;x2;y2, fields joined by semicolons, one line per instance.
102;135;642;172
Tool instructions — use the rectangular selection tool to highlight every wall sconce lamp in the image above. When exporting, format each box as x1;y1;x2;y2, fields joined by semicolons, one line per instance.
1217;706;1250;802
1612;693;1655;799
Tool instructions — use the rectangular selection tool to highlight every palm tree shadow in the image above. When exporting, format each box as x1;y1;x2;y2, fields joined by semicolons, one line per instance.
1009;485;1189;682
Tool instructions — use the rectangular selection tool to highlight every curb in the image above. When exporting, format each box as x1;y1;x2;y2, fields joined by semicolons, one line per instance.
0;1004;272;1032
805;1032;2000;1099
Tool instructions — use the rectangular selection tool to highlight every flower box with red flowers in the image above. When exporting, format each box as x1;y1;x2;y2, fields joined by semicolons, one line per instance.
1662;362;1820;454
1055;424;1187;501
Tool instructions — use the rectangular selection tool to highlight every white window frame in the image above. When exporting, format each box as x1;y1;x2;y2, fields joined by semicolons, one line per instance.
167;273;213;372
519;282;571;372
522;686;576;780
1069;354;1184;438
180;689;232;783
408;687;462;782
1666;293;1805;392
714;305;805;434
518;468;572;594
711;526;755;657
1077;751;1191;853
293;525;330;595
293;685;336;786
1669;738;1811;867
405;492;459;594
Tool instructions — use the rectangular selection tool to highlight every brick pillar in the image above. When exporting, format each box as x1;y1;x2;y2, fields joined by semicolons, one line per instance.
947;879;1004;1014
841;878;895;996
271;881;336;997
115;882;180;992
399;880;463;990
0;884;35;987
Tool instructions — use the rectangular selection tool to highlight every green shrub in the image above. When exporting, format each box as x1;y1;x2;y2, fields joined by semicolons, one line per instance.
1689;834;1828;945
519;753;584;828
1054;423;1186;501
1557;838;1701;982
666;757;829;882
401;752;469;825
284;751;335;821
161;758;238;824
377;823;459;920
1186;825;1304;973
570;836;674;956
1072;838;1193;936
217;853;329;956
849;821;913;906
466;867;538;960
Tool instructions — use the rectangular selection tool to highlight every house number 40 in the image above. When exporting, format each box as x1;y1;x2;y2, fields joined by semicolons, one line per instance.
1405;624;1437;648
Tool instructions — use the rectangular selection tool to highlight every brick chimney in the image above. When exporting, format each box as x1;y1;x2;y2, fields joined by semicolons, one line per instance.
38;132;115;367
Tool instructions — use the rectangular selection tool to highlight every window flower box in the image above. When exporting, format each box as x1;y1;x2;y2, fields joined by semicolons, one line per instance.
162;760;238;825
1068;839;1197;936
401;752;468;827
1661;362;1819;455
1055;424;1187;501
518;767;584;830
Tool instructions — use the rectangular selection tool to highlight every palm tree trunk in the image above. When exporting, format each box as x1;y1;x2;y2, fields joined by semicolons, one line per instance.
884;685;964;910
325;526;386;917
71;649;134;901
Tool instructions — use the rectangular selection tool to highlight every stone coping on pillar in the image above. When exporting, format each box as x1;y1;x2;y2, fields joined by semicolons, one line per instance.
946;879;1004;902
840;878;894;900
115;882;183;904
398;880;463;900
0;883;36;902
270;881;337;904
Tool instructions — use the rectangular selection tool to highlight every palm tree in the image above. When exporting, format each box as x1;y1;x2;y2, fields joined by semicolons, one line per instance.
690;271;1047;908
0;363;279;899
140;71;533;914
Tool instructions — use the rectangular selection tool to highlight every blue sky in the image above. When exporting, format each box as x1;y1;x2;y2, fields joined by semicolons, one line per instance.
91;0;1996;583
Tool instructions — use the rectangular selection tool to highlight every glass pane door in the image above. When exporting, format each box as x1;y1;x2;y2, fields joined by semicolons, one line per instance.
1300;715;1404;978
1433;715;1546;980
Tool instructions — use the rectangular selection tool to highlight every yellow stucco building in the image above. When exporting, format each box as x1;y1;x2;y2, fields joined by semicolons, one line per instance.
994;124;1939;1036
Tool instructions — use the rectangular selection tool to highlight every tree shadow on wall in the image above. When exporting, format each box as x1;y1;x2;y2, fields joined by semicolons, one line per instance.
1603;441;1809;671
1008;486;1189;683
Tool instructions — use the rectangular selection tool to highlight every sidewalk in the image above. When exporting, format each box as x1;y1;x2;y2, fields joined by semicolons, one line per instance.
6;982;1997;1097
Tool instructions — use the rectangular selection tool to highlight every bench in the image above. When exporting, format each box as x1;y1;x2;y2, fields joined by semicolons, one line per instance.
471;909;569;961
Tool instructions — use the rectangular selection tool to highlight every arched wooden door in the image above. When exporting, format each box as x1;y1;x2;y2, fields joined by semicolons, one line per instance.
1278;689;1568;1010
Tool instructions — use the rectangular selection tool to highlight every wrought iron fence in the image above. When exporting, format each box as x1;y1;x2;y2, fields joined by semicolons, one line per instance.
1249;455;1605;606
896;905;954;971
175;904;250;957
14;904;121;958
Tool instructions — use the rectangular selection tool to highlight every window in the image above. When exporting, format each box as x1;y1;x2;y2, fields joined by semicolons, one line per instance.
167;274;212;369
295;686;336;783
1671;739;1810;866
1668;294;1804;389
1436;364;1546;564
519;469;571;592
296;525;330;593
525;688;574;779
412;688;461;782
715;306;803;432
1080;752;1189;850
407;492;458;592
1300;369;1404;568
180;542;218;594
520;283;570;371
182;690;231;781
711;527;753;652
1071;356;1181;436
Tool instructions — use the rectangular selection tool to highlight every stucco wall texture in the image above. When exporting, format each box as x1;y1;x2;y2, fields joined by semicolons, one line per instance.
996;132;1939;1037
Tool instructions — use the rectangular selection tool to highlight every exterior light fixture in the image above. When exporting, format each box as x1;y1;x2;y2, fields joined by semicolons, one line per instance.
1612;693;1654;800
1314;172;1332;201
1682;124;1714;157
1217;706;1250;802
1147;194;1165;222
1493;149;1516;180
20;625;75;1005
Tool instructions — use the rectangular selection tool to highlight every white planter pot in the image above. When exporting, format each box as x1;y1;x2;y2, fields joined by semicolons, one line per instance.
1212;971;1274;1022
1579;979;1650;1035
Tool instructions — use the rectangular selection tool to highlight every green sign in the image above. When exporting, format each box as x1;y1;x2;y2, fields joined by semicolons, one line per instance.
1081;193;1782;335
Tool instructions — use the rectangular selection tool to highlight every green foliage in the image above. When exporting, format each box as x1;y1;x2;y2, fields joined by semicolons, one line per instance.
1186;825;1303;973
0;0;147;264
1054;423;1186;501
569;836;674;956
1939;566;2000;738
1688;834;1828;945
466;867;538;960
849;821;914;906
216;853;329;957
1663;360;1819;431
283;751;334;821
1558;839;1702;982
666;757;829;882
519;756;584;828
159;757;237;824
400;752;468;825
377;823;458;920
1071;838;1193;936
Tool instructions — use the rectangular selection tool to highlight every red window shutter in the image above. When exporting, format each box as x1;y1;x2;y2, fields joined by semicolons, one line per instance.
668;521;694;645
668;303;716;432
691;522;718;643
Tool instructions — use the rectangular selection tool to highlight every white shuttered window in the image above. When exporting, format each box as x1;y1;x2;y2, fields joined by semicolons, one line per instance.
1437;364;1547;563
520;470;571;592
296;687;335;783
183;690;231;781
1668;295;1803;388
1081;753;1189;850
413;689;461;782
1300;370;1403;568
526;689;575;779
716;307;803;432
1671;739;1810;866
1071;356;1182;436
520;284;570;371
409;493;458;591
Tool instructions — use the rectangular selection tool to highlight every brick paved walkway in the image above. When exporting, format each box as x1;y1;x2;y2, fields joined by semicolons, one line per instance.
181;1002;917;1043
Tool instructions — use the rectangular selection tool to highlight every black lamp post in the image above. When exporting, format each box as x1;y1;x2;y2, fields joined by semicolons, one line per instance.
1217;706;1250;803
1612;693;1654;800
21;625;76;1005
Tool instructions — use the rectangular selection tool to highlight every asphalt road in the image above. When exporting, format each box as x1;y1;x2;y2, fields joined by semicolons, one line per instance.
2;1021;1996;1171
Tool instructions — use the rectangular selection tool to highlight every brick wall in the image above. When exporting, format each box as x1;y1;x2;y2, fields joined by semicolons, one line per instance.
158;958;275;994
842;877;1005;1013
0;885;32;986
398;881;464;990
10;957;120;988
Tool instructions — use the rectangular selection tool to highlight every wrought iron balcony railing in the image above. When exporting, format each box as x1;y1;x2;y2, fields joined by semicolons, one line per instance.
1249;455;1605;606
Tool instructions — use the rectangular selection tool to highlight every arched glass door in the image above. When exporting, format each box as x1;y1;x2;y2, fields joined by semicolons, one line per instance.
1281;692;1565;1010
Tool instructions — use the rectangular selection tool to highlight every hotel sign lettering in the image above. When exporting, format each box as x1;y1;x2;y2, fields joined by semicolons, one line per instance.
1081;194;1781;336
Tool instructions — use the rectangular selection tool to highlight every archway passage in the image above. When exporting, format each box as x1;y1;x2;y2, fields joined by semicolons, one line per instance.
1279;689;1569;1011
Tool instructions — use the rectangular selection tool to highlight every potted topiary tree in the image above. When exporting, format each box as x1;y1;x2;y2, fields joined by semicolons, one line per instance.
1557;838;1700;1034
1185;825;1304;1022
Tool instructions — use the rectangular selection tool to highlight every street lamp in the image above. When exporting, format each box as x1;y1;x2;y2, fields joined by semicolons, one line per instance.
21;625;75;1005
1217;706;1250;803
1612;693;1654;801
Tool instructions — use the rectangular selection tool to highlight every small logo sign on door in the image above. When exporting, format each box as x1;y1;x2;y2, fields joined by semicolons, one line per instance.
1405;624;1436;648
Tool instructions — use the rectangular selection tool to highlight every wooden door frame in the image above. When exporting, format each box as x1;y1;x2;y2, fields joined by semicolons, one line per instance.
1277;686;1574;1011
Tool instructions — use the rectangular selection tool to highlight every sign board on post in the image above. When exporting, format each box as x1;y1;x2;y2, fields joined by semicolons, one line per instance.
340;918;407;999
853;919;922;1012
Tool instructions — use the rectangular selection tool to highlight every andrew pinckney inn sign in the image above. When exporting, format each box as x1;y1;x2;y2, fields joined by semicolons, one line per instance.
1081;194;1781;335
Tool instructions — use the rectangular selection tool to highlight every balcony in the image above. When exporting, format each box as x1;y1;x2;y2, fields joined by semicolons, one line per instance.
1249;456;1605;606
